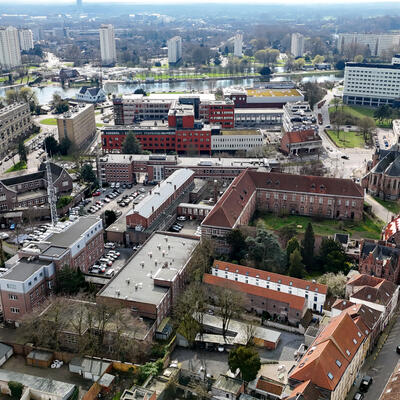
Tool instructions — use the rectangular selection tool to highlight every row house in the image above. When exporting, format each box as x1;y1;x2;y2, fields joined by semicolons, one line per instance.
211;260;327;312
0;216;104;323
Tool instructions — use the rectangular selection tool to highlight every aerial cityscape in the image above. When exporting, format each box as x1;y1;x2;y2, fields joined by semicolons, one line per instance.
0;0;400;399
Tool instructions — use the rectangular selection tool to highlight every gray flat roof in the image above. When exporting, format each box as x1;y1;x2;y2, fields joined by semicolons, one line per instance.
46;216;100;247
2;258;51;282
0;343;12;358
0;370;75;397
41;246;68;258
98;233;199;306
235;108;283;114
27;350;53;361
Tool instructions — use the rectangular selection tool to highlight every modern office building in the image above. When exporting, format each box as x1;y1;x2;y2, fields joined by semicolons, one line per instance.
343;60;400;106
18;29;34;51
211;130;263;153
99;24;116;66
167;36;182;64
282;101;318;133
291;33;304;58
337;33;400;57
0;102;33;158
56;103;96;149
0;26;21;69
234;33;243;57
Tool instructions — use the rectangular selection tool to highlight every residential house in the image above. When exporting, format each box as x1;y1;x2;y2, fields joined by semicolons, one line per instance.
211;375;244;400
76;87;107;103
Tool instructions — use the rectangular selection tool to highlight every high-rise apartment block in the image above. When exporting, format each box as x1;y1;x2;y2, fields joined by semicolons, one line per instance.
0;26;21;70
291;33;304;58
234;33;243;57
56;103;96;149
167;36;182;64
18;29;34;51
99;24;116;66
338;33;400;57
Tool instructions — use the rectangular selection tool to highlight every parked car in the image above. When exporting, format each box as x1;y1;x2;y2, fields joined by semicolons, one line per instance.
396;345;400;354
177;216;187;221
104;242;116;249
108;250;120;257
139;188;145;193
92;190;101;197
341;155;349;160
353;393;364;400
359;376;373;392
105;268;115;277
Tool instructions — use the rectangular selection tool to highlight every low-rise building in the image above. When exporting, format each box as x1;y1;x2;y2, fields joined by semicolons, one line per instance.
211;129;263;153
359;240;400;284
280;129;322;156
76;86;107;103
97;232;199;333
234;108;283;127
0;216;104;323
201;169;364;254
282;102;318;133
210;260;327;312
203;273;308;326
126;169;195;230
121;387;156;400
346;274;399;328
56;102;96;149
289;312;366;400
0;102;33;158
212;375;244;400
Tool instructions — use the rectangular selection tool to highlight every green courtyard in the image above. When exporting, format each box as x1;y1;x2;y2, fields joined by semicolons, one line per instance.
326;129;366;148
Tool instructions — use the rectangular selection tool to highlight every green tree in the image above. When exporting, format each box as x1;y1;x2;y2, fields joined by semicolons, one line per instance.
312;55;325;65
80;164;97;184
18;141;27;163
226;229;247;261
374;105;391;123
43;136;59;156
56;195;73;209
58;137;71;156
55;265;86;295
358;116;375;145
317;272;347;297
105;210;117;227
301;223;315;271
8;381;23;400
122;132;142;154
317;238;349;274
288;248;306;278
134;88;147;96
259;66;272;76
302;82;326;109
278;224;297;247
228;346;261;382
286;237;300;266
293;58;305;70
354;54;364;63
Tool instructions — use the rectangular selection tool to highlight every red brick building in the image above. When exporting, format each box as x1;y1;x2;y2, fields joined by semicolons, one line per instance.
199;101;235;129
201;169;364;254
280;129;323;156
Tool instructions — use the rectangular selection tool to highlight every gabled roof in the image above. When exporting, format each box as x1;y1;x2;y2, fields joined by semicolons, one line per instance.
383;216;400;242
255;376;284;396
203;273;306;311
289;312;365;391
213;260;327;294
287;380;320;400
212;375;243;394
284;129;321;144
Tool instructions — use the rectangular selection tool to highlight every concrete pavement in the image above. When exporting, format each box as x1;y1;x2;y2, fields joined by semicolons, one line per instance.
365;194;394;223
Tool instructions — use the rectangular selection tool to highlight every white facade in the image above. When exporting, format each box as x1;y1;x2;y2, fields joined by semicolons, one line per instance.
76;87;107;103
291;33;304;58
99;24;116;65
337;33;400;57
167;36;182;64
0;26;21;69
211;266;326;312
211;133;263;152
343;62;400;106
18;29;34;51
234;33;243;57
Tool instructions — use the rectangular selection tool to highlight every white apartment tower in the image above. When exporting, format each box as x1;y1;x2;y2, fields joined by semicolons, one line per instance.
18;29;34;51
291;33;304;58
234;33;243;57
99;24;116;66
167;36;182;64
0;26;21;70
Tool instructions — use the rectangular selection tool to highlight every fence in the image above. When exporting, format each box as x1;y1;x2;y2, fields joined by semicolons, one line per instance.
263;320;304;334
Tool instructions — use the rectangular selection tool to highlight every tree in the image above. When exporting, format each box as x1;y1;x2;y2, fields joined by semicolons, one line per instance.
354;54;364;63
80;164;97;184
288;248;306;278
18;141;27;163
56;195;73;209
278;224;297;247
335;60;346;70
358;116;375;146
226;229;247;261
246;228;286;273
52;93;69;114
8;381;23;400
312;55;325;65
134;88;147;96
228;346;261;382
302;82;326;109
286;237;300;266
122;132;142;154
55;265;86;295
43;136;59;156
58;137;71;156
259;66;272;76
332;97;342;112
317;238;350;274
105;210;117;227
293;58;305;70
301;223;315;271
317;272;347;297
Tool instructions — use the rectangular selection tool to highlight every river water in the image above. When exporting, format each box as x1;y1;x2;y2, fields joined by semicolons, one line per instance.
0;73;341;105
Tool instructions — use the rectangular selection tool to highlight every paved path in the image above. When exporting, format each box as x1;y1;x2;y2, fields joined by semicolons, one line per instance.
365;194;394;223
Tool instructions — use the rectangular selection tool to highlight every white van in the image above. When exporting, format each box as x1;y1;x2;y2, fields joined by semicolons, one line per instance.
105;269;115;277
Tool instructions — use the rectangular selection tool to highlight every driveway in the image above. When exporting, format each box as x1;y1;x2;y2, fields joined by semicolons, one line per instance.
259;331;304;362
365;194;394;223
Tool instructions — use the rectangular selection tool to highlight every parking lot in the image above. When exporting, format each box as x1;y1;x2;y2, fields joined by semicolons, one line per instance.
171;218;201;237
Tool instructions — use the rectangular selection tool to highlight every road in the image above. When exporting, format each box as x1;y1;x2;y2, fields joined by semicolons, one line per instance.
365;194;394;223
347;314;400;400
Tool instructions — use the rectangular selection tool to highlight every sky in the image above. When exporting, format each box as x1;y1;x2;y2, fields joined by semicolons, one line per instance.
6;0;400;4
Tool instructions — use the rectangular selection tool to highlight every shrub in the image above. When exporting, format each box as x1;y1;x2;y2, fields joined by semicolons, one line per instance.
8;382;23;400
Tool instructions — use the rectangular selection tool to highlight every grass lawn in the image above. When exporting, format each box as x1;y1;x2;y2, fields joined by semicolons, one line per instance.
255;212;384;240
40;118;57;125
326;129;365;148
96;123;104;127
373;197;400;215
6;161;27;173
333;105;392;129
23;132;40;143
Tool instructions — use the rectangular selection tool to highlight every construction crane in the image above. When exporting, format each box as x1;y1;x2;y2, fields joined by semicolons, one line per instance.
45;152;58;226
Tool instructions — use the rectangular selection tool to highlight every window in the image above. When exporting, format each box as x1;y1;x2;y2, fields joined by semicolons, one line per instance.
353;338;357;344
327;372;334;380
346;349;351;356
8;294;18;300
335;360;342;368
10;307;19;313
6;284;16;290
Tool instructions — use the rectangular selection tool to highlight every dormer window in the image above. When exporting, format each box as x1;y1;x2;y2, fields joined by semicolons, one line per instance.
328;372;334;380
335;360;342;368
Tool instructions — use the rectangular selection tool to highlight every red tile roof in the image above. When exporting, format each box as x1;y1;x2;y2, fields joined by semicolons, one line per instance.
201;169;364;229
332;299;355;311
288;380;320;400
285;129;321;144
213;260;327;294
289;312;365;391
203;273;306;311
255;377;284;396
382;215;400;242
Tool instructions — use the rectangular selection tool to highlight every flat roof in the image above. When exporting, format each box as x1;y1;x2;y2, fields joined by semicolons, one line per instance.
178;202;213;210
2;258;51;282
98;233;199;306
221;129;261;136
40;246;68;258
17;189;47;202
346;62;400;70
246;88;302;97
235;108;283;115
0;370;75;397
148;93;215;102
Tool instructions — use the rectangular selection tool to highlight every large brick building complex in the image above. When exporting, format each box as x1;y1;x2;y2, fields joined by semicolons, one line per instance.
201;169;364;253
